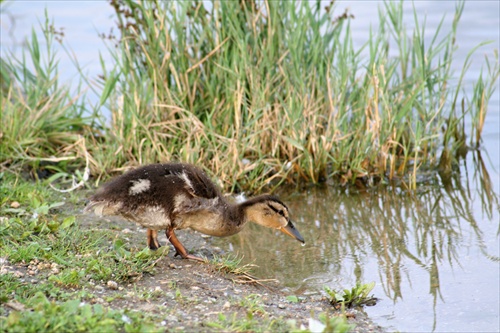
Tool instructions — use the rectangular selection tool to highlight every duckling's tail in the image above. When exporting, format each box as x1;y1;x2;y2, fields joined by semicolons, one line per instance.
83;200;120;216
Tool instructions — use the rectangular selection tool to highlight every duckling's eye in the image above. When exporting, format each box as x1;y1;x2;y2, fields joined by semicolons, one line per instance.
278;210;285;217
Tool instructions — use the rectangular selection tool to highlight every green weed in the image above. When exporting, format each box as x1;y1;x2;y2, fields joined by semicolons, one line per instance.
325;282;378;309
1;292;160;333
238;294;266;316
206;312;287;333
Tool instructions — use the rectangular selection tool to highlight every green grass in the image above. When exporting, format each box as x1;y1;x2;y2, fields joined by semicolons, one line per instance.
1;292;160;333
0;173;167;331
206;312;288;333
1;1;498;191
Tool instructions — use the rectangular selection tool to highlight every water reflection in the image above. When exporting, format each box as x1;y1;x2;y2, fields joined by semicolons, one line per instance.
213;150;499;330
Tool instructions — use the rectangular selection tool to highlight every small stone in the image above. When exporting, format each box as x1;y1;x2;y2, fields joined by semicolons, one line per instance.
191;286;200;291
122;228;132;234
107;280;118;290
5;301;25;311
13;271;24;278
169;263;177;269
278;303;286;309
10;201;20;208
166;315;178;322
223;301;231;309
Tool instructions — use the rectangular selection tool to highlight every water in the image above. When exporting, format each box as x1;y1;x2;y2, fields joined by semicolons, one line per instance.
222;161;499;332
2;1;499;332
225;3;500;331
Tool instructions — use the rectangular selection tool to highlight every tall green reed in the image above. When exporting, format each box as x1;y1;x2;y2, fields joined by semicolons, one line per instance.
1;1;497;192
91;0;497;191
0;13;90;177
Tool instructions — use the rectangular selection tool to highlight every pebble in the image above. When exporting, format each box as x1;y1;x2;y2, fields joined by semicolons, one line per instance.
278;303;286;309
10;201;20;208
13;271;24;278
107;280;119;290
223;301;231;309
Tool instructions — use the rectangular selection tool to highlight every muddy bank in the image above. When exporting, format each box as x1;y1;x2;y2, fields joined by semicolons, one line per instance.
78;212;386;332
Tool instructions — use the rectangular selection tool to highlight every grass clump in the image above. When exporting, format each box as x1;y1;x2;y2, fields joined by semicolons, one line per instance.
325;282;378;309
1;292;160;333
0;13;92;181
91;0;498;190
210;254;277;286
1;1;498;192
210;253;255;276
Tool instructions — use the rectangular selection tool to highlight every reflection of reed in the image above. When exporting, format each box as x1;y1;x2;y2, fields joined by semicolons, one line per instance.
212;151;498;302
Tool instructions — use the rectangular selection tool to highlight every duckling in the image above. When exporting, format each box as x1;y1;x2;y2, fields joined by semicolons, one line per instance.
84;163;304;261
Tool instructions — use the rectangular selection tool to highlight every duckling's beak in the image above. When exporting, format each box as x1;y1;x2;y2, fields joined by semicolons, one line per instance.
280;221;305;244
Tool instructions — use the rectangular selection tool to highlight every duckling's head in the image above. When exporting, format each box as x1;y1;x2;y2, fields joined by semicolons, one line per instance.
242;195;305;244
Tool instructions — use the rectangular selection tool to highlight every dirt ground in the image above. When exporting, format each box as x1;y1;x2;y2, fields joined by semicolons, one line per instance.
77;214;387;332
2;202;385;332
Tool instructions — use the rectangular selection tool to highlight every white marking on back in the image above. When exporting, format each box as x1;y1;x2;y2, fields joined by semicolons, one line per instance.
179;172;194;193
129;179;151;195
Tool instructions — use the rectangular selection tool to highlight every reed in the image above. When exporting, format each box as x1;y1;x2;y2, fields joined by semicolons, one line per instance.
0;15;91;178
1;1;498;191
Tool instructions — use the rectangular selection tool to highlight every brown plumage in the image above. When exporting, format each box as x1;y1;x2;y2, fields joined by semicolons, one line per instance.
84;163;304;261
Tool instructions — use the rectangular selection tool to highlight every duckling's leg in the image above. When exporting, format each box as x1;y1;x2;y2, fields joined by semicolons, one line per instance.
165;228;204;262
147;229;161;250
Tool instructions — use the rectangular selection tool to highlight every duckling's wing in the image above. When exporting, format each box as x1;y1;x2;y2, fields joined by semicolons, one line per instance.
169;163;221;200
173;196;220;215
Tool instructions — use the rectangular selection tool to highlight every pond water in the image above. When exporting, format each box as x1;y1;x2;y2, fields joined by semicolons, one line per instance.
2;1;499;332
